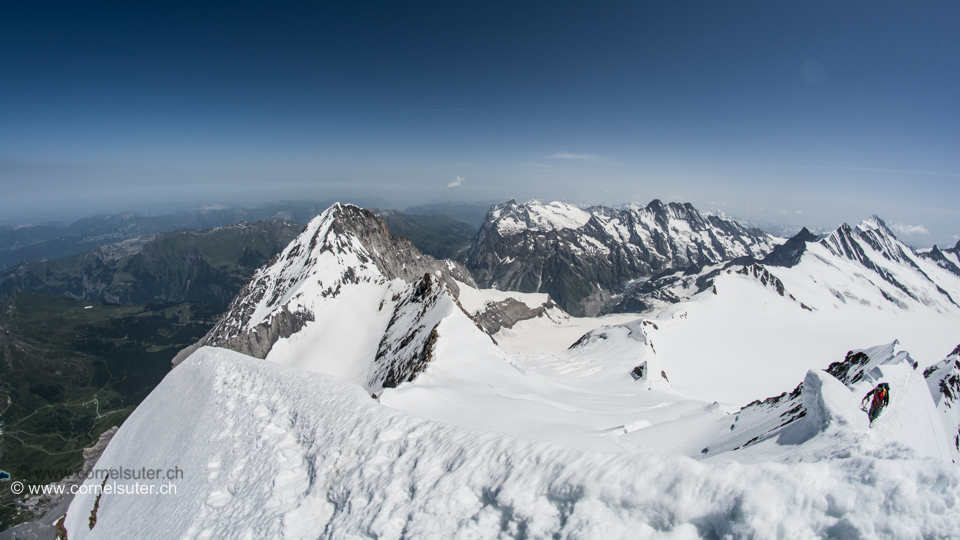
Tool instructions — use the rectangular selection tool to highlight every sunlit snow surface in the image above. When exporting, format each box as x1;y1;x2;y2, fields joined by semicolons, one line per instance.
64;210;960;538
66;348;959;539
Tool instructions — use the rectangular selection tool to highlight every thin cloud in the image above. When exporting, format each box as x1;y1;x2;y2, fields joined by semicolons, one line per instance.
549;153;594;160
796;210;804;215
890;223;930;236
445;176;465;189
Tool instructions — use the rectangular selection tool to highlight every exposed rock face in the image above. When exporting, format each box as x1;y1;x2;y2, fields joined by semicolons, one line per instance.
604;259;811;315
820;217;958;308
702;342;915;457
924;344;960;462
174;204;475;366
825;340;917;385
367;273;450;393
762;228;818;268
327;205;475;291
919;245;960;279
472;296;561;334
631;362;647;381
171;305;312;366
465;199;778;316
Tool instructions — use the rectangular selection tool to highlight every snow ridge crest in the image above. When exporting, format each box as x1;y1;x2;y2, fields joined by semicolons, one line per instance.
174;203;475;364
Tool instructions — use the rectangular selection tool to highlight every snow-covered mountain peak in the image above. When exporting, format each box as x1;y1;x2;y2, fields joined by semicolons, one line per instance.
488;199;592;236
173;203;475;364
469;199;780;316
811;215;960;313
856;214;888;233
822;217;917;268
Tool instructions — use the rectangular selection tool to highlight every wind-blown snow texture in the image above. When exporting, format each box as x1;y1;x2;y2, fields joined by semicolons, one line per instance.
66;348;960;540
701;341;951;463
65;203;960;539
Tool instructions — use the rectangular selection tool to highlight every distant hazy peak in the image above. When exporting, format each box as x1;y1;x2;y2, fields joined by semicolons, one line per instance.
856;215;889;233
488;200;592;235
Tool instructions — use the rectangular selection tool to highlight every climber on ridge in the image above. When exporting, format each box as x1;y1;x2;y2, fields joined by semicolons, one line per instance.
861;382;890;425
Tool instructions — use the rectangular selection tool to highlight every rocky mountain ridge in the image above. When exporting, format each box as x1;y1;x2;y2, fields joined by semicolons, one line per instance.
607;216;960;315
465;199;781;316
924;343;960;461
172;204;477;385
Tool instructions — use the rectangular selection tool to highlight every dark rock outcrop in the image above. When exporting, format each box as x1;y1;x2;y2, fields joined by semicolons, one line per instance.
472;297;560;334
924;344;960;459
367;273;449;392
919;245;960;279
762;228;818;268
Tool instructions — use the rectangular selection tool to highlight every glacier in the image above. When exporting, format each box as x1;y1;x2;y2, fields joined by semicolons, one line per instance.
60;202;960;539
65;348;960;539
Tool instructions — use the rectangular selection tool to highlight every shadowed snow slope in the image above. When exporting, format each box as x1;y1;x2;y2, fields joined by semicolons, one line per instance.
66;348;960;540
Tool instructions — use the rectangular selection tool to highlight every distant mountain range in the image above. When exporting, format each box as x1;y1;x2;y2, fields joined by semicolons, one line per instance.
3;198;958;537
0;203;333;270
60;199;960;538
0;199;480;271
0;208;477;307
464;199;780;316
0;221;304;306
610;217;960;316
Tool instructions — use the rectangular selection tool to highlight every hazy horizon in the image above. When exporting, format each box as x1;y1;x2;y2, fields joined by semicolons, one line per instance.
2;2;957;245
2;195;955;251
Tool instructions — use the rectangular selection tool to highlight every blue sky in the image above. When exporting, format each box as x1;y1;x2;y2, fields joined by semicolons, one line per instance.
1;1;958;245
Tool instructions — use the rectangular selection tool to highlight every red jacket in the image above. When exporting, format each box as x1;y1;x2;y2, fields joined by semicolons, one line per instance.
866;386;889;408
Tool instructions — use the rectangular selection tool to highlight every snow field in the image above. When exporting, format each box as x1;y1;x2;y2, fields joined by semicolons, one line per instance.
65;348;960;540
264;281;398;383
650;242;960;405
